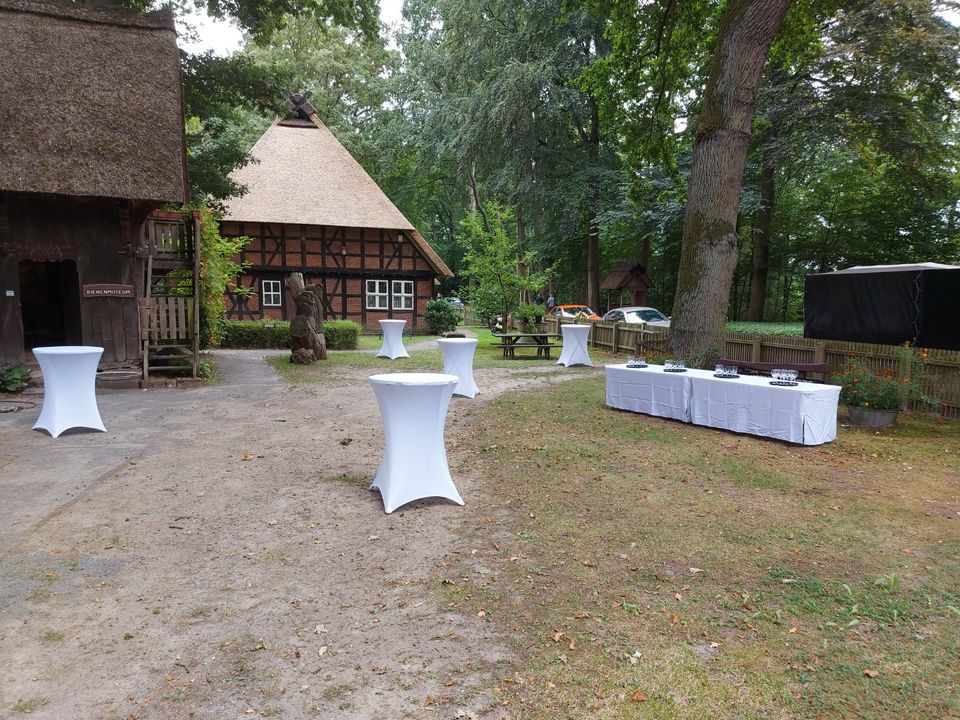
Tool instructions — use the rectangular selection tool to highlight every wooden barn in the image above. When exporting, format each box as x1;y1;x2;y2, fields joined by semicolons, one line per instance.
220;97;453;331
0;0;190;367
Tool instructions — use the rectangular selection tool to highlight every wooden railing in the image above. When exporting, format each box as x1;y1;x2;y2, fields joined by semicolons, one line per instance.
545;317;960;420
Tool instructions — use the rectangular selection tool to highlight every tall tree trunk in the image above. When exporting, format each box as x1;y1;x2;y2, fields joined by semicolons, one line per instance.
745;157;775;321
669;0;792;365
517;209;528;304
586;96;601;311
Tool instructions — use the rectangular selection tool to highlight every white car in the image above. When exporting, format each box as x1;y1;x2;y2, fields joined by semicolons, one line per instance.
601;306;670;328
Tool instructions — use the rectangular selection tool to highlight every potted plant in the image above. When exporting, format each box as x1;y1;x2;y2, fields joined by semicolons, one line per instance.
516;303;545;334
834;347;926;427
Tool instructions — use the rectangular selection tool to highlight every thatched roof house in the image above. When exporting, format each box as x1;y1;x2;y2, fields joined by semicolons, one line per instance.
221;102;452;330
0;0;189;365
0;0;187;203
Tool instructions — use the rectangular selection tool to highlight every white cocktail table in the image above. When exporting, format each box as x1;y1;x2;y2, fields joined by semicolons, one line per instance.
436;338;479;398
376;319;410;359
368;372;464;513
32;346;107;438
556;324;592;367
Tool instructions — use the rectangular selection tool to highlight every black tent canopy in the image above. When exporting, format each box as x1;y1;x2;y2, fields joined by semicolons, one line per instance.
804;263;960;350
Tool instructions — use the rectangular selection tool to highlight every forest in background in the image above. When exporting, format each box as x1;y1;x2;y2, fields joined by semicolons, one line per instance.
173;0;960;328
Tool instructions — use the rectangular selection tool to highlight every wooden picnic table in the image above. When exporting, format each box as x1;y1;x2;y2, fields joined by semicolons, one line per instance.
491;332;561;359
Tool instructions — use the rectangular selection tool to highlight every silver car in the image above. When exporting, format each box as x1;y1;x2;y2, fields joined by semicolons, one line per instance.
601;306;670;327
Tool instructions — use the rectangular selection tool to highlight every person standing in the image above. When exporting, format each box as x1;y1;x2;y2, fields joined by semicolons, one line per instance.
534;291;544;306
546;292;556;310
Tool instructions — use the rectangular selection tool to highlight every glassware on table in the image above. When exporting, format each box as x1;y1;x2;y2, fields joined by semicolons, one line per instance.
665;359;675;370
727;365;738;376
676;360;686;370
715;363;725;374
786;369;798;382
627;355;636;366
636;356;646;366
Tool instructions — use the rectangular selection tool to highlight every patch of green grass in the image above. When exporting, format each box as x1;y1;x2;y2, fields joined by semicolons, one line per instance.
718;457;795;489
726;321;805;336
39;630;65;643
444;374;960;719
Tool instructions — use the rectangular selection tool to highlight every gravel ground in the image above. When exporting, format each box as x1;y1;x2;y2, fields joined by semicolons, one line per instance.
0;348;600;719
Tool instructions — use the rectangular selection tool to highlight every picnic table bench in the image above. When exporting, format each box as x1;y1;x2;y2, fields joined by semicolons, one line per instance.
491;332;561;359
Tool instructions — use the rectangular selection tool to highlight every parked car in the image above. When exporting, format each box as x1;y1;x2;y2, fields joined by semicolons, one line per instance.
444;296;464;309
601;306;670;328
548;304;601;321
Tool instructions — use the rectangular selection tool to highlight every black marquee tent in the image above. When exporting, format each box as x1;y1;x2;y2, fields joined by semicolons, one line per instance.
804;263;960;350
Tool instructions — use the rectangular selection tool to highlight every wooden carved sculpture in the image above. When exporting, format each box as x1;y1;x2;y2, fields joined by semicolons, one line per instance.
286;272;327;363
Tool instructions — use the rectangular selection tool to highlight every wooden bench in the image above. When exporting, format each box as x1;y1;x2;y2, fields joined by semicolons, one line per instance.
495;342;559;359
718;359;831;382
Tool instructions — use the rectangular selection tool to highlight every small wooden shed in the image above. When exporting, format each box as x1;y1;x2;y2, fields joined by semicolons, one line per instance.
220;96;453;332
600;262;653;309
0;0;189;366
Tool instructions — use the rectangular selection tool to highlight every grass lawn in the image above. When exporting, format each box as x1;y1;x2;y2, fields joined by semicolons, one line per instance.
262;339;959;717
265;325;607;381
444;377;960;719
726;322;805;336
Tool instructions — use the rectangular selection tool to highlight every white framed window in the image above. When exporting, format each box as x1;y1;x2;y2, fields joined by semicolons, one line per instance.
261;279;282;307
366;279;389;309
392;280;413;310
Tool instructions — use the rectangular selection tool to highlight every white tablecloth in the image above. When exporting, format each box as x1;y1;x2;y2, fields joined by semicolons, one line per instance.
605;363;691;421
557;324;592;367
33;346;107;438
605;363;841;445
376;319;410;359
437;338;479;398
688;372;840;445
368;372;464;513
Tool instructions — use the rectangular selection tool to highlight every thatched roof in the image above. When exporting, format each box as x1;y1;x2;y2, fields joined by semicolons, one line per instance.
224;116;453;277
0;0;187;203
601;262;651;291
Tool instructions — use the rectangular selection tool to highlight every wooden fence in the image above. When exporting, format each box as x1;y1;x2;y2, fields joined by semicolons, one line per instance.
545;317;960;420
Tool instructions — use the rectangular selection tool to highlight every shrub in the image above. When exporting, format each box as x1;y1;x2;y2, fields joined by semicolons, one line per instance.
0;364;31;393
324;320;360;350
219;319;360;350
220;320;291;349
425;298;460;334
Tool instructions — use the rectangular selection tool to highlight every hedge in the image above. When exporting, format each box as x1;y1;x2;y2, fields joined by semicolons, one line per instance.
220;320;360;350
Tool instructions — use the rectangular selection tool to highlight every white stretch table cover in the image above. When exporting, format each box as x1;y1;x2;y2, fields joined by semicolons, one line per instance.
376;319;410;359
688;372;841;445
436;338;479;398
605;363;692;422
32;346;107;438
557;324;593;367
368;372;464;513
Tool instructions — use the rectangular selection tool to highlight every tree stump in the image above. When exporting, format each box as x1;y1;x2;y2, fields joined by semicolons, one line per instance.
286;272;326;363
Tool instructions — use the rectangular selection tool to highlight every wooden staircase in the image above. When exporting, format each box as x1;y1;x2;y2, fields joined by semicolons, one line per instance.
140;212;200;380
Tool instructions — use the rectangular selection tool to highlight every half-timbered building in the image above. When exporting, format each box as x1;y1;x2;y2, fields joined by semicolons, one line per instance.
220;98;453;331
0;0;189;366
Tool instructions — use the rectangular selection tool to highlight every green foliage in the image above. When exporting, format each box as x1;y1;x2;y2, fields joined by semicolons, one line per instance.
725;322;804;337
0;364;31;393
516;303;545;322
189;205;249;349
220;319;360;350
834;346;929;411
424;298;460;334
323;320;361;350
459;203;550;323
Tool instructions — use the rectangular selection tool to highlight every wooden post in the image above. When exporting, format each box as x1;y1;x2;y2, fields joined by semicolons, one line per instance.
611;321;619;354
751;337;762;362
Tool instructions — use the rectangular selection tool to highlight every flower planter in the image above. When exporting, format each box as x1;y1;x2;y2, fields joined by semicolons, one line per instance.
847;405;899;427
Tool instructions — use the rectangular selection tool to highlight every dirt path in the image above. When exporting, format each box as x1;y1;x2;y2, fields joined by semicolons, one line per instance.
0;350;600;719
